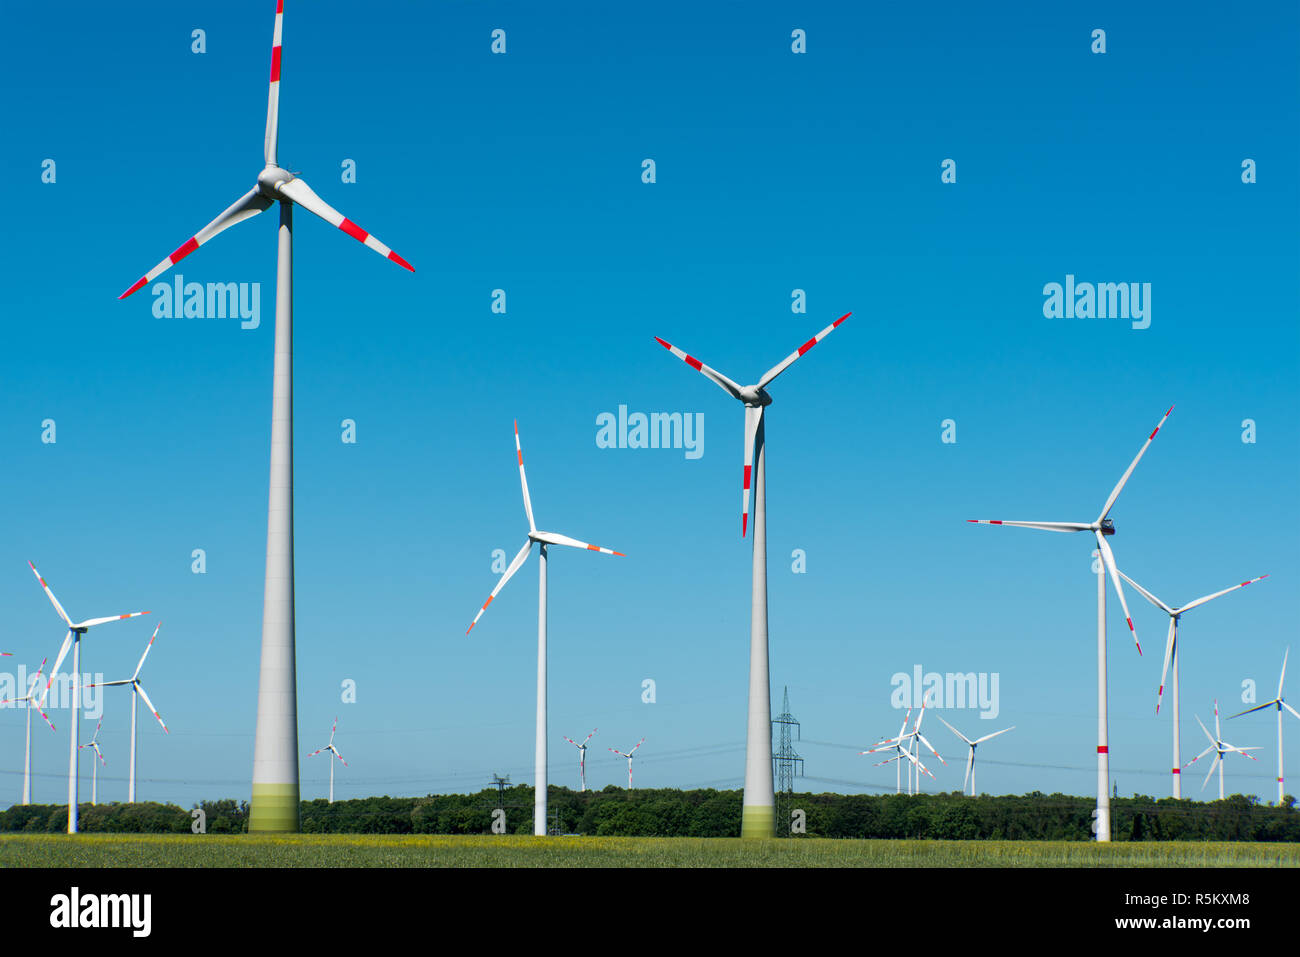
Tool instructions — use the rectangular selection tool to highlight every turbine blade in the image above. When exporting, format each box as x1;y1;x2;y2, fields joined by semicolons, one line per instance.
132;623;162;680
582;727;597;746
27;562;72;626
514;421;536;532
1279;648;1290;700
916;733;945;765
936;714;975;747
652;337;744;400
118;187;273;299
973;726;1015;745
1117;570;1174;615
1228;701;1279;719
1096;405;1174;523
1178;574;1268;614
264;0;285;165
276;177;414;271
742;406;762;537
1185;743;1214;767
467;539;533;634
531;531;624;556
629;737;645;755
1195;714;1215;747
134;682;169;734
77;611;150;628
1095;532;1141;655
965;520;1091;533
1283;701;1300;723
39;630;74;710
1202;754;1219;792
963;748;974;793
757;312;852;389
1156;618;1176;715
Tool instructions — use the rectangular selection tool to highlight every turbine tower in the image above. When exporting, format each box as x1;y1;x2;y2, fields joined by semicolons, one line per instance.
563;728;598;792
307;717;347;804
1229;648;1300;804
609;738;646;788
654;312;852;837
1118;571;1267;798
968;405;1173;840
936;715;1014;796
86;623;170;802
467;421;624;836
0;657;56;805
1186;700;1259;800
28;562;149;834
118;1;413;833
79;718;107;806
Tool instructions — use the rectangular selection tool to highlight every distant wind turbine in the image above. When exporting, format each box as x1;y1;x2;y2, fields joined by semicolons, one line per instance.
307;717;348;804
79;718;107;806
1186;700;1259;800
609;738;646;789
1229;648;1300;804
563;728;598;792
0;657;56;805
86;623;169;803
936;715;1015;796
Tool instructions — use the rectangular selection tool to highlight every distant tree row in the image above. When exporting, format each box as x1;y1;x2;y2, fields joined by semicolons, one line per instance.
1;789;1295;841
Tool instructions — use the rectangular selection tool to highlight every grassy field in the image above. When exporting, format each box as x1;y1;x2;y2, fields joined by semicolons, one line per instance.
0;834;1296;867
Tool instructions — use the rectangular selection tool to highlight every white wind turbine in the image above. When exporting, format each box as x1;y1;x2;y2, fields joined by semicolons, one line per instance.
563;728;598;792
28;561;149;834
118;0;413;834
1119;570;1267;798
0;657;56;805
1229;648;1300;805
609;738;646;789
654;312;852;837
936;715;1014;797
467;421;625;836
307;717;348;804
969;405;1173;841
79;718;107;806
85;624;169;803
1186;700;1259;800
865;708;937;795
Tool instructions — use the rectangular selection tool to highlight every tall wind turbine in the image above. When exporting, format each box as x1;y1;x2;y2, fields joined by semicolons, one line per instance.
654;312;852;837
1186;701;1259;800
79;718;107;806
563;728;598;792
1229;648;1300;804
28;562;149;834
1119;571;1267;798
609;738;646;789
968;405;1173;840
307;717;347;804
936;715;1014;796
117;1;413;833
0;657;56;804
467;422;625;836
85;624;169;803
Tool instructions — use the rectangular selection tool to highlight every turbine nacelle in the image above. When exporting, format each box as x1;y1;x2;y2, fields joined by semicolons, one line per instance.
1099;518;1115;536
257;165;295;198
739;386;772;407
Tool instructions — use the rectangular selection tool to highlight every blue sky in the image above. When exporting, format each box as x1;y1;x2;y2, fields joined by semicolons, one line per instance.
0;1;1296;808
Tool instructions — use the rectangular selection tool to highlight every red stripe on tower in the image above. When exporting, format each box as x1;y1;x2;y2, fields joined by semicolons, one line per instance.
1172;768;1180;774
1097;746;1108;754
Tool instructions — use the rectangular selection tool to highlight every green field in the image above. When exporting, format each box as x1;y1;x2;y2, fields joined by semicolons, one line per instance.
1;834;1296;867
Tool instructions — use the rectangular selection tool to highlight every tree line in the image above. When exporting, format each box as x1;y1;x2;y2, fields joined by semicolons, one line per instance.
1;788;1295;841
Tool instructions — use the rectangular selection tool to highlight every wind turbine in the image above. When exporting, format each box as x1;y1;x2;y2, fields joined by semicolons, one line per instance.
936;715;1014;796
467;421;624;836
865;708;936;795
79;718;107;806
654;312;852;837
118;0;413;834
1229;648;1300;804
85;624;169;803
307;717;348;804
1119;570;1267;798
1186;700;1259;800
562;728;598;792
968;405;1173;841
901;698;946;793
0;657;56;804
27;561;149;834
609;738;646;789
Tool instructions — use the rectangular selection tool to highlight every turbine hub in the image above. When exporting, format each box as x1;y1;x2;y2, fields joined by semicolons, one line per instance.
257;165;294;198
740;386;772;407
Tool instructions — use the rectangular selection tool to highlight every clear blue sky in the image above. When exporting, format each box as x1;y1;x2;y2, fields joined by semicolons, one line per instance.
0;1;1296;807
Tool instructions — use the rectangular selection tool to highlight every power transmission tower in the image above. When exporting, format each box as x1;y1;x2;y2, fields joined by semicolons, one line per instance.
490;773;511;811
771;686;804;836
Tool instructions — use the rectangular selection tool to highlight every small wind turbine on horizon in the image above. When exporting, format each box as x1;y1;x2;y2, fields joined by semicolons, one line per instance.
467;421;624;836
865;707;937;795
79;717;107;806
1229;648;1300;804
609;738;646;789
118;0;413;834
1119;570;1267;799
969;405;1173;840
936;715;1014;797
654;312;852;837
307;717;347;804
563;728;598;792
27;561;150;834
0;656;56;805
1186;700;1259;800
86;623;169;803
